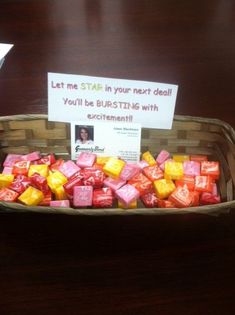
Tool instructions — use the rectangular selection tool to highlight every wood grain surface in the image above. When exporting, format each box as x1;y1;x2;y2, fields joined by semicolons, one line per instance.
0;1;235;314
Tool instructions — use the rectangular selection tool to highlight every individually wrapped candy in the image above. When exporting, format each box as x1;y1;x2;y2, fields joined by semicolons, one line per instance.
76;152;96;168
169;185;193;208
0;174;14;188
175;175;195;191
81;167;106;188
30;173;49;194
172;155;189;163
3;154;23;167
58;160;81;179
47;170;68;192
28;164;49;177
18;186;44;206
21;151;41;162
201;161;220;180
9;175;31;194
156;150;170;164
142;151;156;166
37;154;56;166
63;171;83;199
103;157;125;178
141;191;158;208
92;187;113;208
143;165;164;182
120;163;140;181
12;160;30;176
103;177;126;191
115;184;140;207
183;161;200;177
0;187;19;202
158;199;176;208
195;175;213;193
2;167;13;174
50;200;70;208
73;186;93;207
128;172;152;196
54;186;67;200
153;178;175;199
164;161;184;180
118;199;137;209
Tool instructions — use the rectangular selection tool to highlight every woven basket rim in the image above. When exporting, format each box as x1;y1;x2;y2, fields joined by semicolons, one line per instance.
0;113;234;216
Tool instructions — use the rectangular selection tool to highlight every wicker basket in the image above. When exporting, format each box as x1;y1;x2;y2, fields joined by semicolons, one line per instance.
0;114;234;216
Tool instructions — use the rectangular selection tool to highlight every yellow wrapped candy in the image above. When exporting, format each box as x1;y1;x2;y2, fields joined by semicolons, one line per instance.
118;200;137;209
164;161;184;180
47;171;68;192
142;151;156;166
96;156;111;166
0;174;14;188
28;164;49;177
172;155;189;163
54;185;67;200
153;179;175;199
103;157;125;178
18;186;44;206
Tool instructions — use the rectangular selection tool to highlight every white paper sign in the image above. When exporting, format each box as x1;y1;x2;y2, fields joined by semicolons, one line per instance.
71;121;141;163
48;73;178;129
0;43;13;60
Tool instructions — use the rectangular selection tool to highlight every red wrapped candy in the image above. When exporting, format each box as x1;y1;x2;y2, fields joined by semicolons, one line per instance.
128;173;152;196
30;173;49;194
81;167;106;188
92;187;113;208
141;191;158;208
195;175;213;193
158;199;176;208
37;154;56;166
0;187;19;202
143;165;164;182
201;161;220;180
63;171;83;199
9;175;31;194
175;175;195;191
12;160;30;176
39;190;52;206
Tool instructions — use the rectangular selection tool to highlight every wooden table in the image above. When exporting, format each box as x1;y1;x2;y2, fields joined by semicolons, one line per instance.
0;1;235;314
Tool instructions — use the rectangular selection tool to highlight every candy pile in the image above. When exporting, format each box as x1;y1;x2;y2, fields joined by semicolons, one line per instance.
0;150;221;209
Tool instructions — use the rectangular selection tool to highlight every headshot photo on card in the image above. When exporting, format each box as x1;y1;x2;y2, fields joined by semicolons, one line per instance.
75;125;94;145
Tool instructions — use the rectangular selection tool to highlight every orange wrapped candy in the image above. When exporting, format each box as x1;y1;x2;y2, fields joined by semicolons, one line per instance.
143;165;164;182
169;185;193;208
128;173;152;196
201;161;220;180
175;175;195;191
195;175;213;193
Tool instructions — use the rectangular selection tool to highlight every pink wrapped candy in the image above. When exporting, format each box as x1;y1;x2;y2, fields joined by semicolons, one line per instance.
3;154;23;167
183;161;200;177
156;150;170;164
76;152;96;168
2;167;13;174
59;160;80;178
21;151;41;162
50;200;70;207
73;186;93;207
120;163;140;181
115;184;140;207
104;177;126;191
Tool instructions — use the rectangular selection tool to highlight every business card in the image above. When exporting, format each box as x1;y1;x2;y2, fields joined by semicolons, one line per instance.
71;121;141;163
